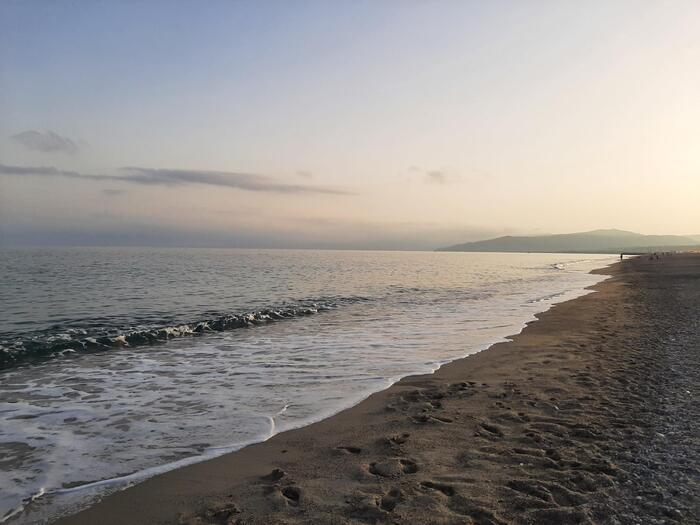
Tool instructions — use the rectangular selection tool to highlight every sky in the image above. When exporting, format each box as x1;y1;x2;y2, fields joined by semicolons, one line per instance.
1;0;699;249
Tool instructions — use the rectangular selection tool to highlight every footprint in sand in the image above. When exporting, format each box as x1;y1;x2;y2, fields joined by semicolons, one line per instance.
410;414;453;424
259;468;304;509
281;486;301;506
344;493;386;521
420;482;505;525
183;501;239;525
479;422;505;437
507;479;554;503
388;433;410;445
337;446;362;454
378;487;402;511
260;468;286;482
421;480;456;496
368;457;418;477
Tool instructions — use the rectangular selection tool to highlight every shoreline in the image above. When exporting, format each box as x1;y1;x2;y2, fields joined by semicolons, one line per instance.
2;255;610;524
57;254;699;524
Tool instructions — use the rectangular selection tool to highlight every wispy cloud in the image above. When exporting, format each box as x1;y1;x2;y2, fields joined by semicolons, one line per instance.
0;163;352;195
102;189;126;196
425;170;447;184
408;165;453;184
11;130;79;154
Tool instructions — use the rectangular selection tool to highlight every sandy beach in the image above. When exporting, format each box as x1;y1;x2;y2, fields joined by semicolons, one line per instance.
57;254;699;525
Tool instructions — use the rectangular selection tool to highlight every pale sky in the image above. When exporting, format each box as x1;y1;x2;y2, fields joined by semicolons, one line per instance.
1;1;699;249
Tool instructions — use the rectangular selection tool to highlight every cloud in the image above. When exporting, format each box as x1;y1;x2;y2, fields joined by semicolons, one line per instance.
11;130;79;154
0;163;352;195
102;189;126;196
407;166;453;184
0;164;85;178
425;170;447;184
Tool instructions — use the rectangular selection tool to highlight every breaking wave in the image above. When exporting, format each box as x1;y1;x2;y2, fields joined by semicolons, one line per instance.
0;297;368;370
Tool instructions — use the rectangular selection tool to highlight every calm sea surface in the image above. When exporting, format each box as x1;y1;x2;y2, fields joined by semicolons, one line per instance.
0;248;614;523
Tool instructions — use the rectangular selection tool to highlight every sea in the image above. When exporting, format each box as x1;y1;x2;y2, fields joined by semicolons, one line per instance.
0;247;615;523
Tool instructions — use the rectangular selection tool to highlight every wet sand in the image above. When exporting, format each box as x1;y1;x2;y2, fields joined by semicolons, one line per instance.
58;254;699;525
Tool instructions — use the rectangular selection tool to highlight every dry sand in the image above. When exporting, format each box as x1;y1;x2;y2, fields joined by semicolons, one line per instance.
58;254;699;525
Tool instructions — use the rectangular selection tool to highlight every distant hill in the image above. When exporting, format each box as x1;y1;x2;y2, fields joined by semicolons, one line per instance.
437;229;700;254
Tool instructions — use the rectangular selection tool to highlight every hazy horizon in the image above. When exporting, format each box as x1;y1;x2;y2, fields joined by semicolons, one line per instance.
2;1;699;250
1;227;699;252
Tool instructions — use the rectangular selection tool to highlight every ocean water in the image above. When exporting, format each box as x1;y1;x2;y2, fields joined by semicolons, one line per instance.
0;248;614;523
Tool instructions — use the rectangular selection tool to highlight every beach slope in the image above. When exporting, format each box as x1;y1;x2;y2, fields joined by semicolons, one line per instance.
59;254;700;524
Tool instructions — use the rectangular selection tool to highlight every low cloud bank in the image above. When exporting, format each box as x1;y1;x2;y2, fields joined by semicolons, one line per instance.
0;163;351;195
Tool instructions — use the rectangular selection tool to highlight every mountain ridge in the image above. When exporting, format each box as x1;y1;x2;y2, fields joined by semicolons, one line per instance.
437;229;700;254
